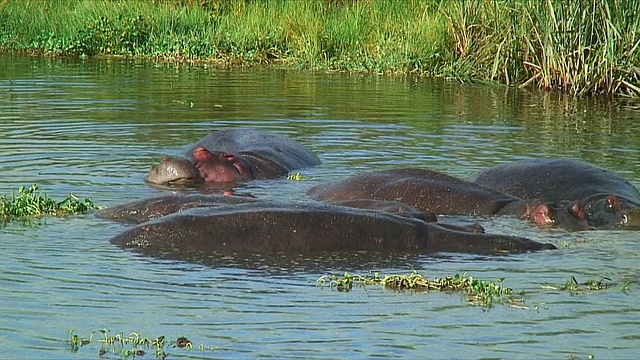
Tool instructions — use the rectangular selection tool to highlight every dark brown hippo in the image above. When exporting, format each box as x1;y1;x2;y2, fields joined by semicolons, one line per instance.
145;128;321;185
307;168;592;231
96;193;257;224
99;194;486;234
326;198;486;233
472;158;640;229
326;199;436;222
109;201;556;257
497;200;594;232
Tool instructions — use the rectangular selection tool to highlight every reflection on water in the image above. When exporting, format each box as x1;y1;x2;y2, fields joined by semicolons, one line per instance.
1;54;639;359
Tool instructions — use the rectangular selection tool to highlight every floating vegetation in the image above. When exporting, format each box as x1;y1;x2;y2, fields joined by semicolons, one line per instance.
287;172;306;181
68;329;214;359
541;276;615;295
0;184;99;224
317;271;521;308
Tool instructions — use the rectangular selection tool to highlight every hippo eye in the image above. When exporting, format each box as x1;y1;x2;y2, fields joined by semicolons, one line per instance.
621;214;629;225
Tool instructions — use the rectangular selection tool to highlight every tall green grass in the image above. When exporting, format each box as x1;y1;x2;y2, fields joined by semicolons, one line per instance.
444;0;640;96
0;0;637;96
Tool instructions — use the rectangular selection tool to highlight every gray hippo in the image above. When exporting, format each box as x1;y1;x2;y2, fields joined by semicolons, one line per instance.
107;200;555;257
99;195;486;234
307;168;592;231
145;128;321;185
96;193;258;224
472;158;640;229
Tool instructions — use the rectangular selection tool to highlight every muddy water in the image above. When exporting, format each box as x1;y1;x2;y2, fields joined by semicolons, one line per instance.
1;54;639;359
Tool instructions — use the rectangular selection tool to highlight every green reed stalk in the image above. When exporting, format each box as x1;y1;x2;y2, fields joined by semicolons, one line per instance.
442;0;640;96
0;0;637;96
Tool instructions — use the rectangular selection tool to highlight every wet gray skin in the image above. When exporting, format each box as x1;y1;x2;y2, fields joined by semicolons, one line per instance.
307;168;519;216
145;128;321;185
145;156;201;185
497;200;594;232
325;198;437;222
307;168;591;231
326;198;486;233
184;128;321;169
473;158;640;229
109;201;556;257
96;193;257;224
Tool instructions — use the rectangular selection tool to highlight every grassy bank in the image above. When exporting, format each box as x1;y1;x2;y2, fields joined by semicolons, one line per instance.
0;0;638;96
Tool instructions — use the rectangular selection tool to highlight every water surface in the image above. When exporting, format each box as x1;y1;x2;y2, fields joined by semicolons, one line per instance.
1;54;639;359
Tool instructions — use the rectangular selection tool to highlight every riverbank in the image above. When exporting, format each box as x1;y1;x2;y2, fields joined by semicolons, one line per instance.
1;0;638;97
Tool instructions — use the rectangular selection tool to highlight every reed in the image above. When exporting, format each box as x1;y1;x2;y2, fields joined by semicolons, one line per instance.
0;0;637;96
443;0;640;96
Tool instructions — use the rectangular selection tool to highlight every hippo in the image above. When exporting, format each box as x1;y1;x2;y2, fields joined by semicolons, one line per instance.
96;193;258;224
307;168;592;231
108;200;555;257
326;199;436;222
472;158;640;229
325;198;486;233
145;128;321;185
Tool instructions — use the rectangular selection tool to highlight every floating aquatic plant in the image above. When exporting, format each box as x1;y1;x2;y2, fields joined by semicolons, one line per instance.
317;271;520;308
287;172;306;181
541;276;614;295
0;184;99;224
68;329;213;359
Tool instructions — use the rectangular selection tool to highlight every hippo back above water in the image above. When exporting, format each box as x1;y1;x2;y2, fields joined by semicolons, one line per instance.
107;200;555;257
307;168;518;216
184;128;320;170
307;168;593;231
472;158;640;229
145;128;321;185
472;158;640;201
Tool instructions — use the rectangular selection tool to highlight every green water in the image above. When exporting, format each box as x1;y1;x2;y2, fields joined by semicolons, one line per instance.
0;54;639;359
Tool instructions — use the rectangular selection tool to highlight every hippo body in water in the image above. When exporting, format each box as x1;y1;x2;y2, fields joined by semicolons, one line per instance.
145;128;321;185
307;168;592;231
96;194;258;224
107;200;555;257
472;158;640;228
100;194;486;235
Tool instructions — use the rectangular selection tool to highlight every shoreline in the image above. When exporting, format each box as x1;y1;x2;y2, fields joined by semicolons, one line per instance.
1;0;638;97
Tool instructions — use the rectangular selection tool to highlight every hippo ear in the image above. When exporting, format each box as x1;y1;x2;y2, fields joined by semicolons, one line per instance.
533;204;554;226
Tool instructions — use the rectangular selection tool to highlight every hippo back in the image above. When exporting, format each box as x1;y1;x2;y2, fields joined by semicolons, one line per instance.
109;200;554;256
307;168;519;215
473;158;640;202
185;128;321;170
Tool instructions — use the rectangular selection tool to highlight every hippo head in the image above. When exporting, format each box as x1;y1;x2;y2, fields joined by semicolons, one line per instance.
191;146;255;183
498;200;593;232
145;156;202;185
581;194;640;229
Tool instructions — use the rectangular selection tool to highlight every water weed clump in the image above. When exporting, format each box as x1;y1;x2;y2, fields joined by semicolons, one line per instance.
0;0;637;96
0;184;98;224
68;329;215;359
317;271;520;308
541;276;616;295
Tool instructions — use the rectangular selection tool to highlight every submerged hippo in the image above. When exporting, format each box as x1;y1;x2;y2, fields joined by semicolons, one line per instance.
96;193;258;224
145;128;321;185
325;198;486;233
100;194;486;234
472;158;640;229
108;200;555;257
307;168;592;231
